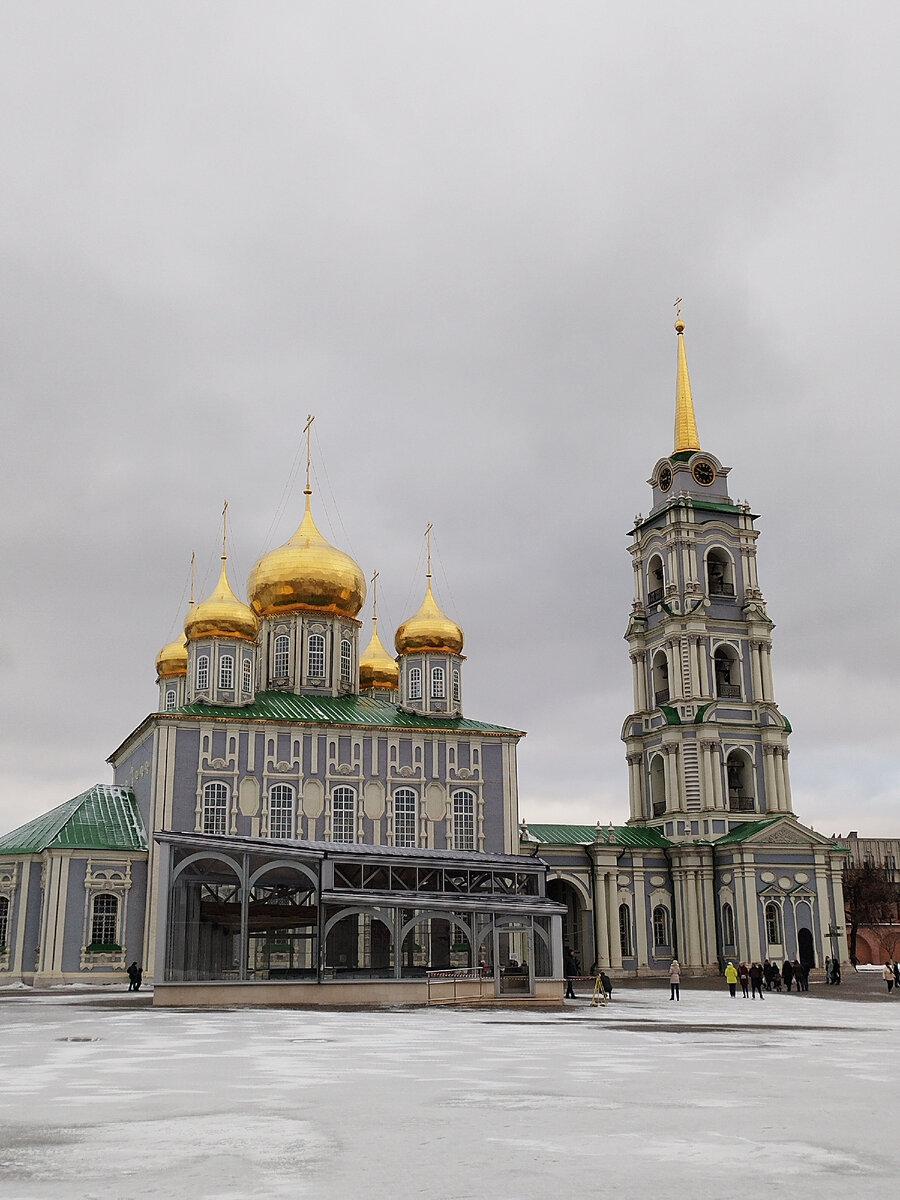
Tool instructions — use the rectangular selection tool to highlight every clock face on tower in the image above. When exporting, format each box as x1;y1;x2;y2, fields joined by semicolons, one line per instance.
658;465;673;492
691;459;716;487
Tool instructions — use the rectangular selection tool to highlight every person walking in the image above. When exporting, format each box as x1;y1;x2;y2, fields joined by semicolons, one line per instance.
127;962;139;992
792;958;806;992
563;947;578;999
892;961;900;992
782;959;794;992
724;961;738;997
738;961;750;998
749;961;765;999
832;959;841;986
883;962;895;994
669;959;681;1001
824;956;833;984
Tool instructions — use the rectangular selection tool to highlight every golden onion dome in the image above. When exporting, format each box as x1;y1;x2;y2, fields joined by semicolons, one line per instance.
359;618;400;691
248;495;366;618
156;631;188;678
185;557;260;643
395;577;464;656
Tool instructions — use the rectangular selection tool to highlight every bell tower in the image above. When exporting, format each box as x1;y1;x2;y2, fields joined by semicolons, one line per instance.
622;309;793;841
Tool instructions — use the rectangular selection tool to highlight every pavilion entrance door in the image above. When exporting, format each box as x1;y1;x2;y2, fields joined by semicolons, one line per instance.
494;920;534;997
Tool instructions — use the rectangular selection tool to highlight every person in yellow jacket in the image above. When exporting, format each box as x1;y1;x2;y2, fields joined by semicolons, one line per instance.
724;961;739;998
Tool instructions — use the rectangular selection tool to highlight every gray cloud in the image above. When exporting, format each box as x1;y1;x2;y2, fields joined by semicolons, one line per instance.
2;4;898;837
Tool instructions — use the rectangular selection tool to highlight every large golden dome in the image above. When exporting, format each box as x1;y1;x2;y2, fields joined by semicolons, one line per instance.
156;631;188;678
248;496;366;618
185;558;259;642
395;578;464;656
359;619;399;691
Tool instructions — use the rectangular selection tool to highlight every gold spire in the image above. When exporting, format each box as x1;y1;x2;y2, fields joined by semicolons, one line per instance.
247;417;366;618
673;299;701;453
185;516;260;642
360;570;399;691
395;526;464;656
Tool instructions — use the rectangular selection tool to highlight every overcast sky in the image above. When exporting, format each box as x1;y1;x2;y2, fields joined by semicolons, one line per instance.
2;3;898;840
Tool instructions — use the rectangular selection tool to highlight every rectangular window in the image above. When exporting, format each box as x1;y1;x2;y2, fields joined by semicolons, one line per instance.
0;896;9;949
452;791;475;851
340;639;352;683
332;788;356;843
164;688;177;712
308;634;325;678
269;785;294;839
274;635;290;678
196;655;209;691
431;666;445;699
394;790;417;848
242;658;252;694
219;655;234;690
408;667;422;700
90;895;119;946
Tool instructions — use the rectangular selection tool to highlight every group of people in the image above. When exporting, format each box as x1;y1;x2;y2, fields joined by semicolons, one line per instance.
723;957;811;998
823;956;843;985
882;960;900;993
126;961;143;991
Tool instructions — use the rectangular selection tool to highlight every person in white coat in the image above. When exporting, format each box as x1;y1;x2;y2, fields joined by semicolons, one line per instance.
669;959;681;1001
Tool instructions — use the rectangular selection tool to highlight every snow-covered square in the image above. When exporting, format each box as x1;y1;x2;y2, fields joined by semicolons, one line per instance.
1;978;897;1200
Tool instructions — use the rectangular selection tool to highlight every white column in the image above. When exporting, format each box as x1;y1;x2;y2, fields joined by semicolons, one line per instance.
763;747;779;812
684;871;702;966
607;874;622;969
750;642;763;700
668;745;682;811
711;746;724;810
633;864;649;969
762;646;775;700
701;743;714;811
774;749;786;810
698;639;710;697
593;867;610;969
781;748;793;811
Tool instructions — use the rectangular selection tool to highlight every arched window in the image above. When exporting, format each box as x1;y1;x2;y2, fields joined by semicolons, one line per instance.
340;639;352;683
649;754;666;818
431;666;445;699
0;895;9;948
452;789;475;851
196;654;210;691
408;666;422;701
765;902;782;946
706;548;735;597
647;554;665;604
274;634;290;678
714;645;741;699
269;784;295;839
242;657;252;694
722;902;735;947
652;650;670;705
331;787;356;843
652;905;670;949
393;788;417;847
726;749;755;813
219;654;234;690
307;634;325;678
164;688;177;712
202;782;229;835
90;894;119;946
619;903;632;957
452;669;461;703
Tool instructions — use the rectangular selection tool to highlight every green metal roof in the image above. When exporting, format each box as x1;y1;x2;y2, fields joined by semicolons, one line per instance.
0;785;146;854
175;691;522;735
524;823;671;849
714;816;784;845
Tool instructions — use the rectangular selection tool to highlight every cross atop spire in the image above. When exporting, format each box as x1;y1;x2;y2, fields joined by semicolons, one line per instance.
303;414;315;497
425;522;433;580
673;300;701;453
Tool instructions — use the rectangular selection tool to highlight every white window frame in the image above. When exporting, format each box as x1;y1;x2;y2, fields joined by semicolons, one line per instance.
408;666;422;701
340;638;352;683
164;688;177;712
242;657;252;694
619;903;632;957
722;901;736;946
202;781;229;835
765;901;782;945
652;905;670;948
89;893;119;946
219;654;234;690
331;787;356;843
308;633;326;678
0;895;9;949
269;784;295;839
393;788;418;848
431;666;446;699
196;654;210;691
452;669;461;703
452;789;475;851
274;634;290;678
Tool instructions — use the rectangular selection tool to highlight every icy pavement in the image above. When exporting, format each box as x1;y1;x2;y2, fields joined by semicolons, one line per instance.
1;981;898;1200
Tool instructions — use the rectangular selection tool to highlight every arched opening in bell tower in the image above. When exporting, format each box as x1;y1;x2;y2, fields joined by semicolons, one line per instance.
725;748;755;813
652;651;670;706
647;554;665;605
706;547;735;597
714;645;741;699
649;754;666;818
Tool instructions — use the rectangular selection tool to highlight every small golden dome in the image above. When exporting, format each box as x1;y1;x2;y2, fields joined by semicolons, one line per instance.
248;496;366;618
359;619;399;691
185;558;259;643
156;632;188;678
395;578;464;656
